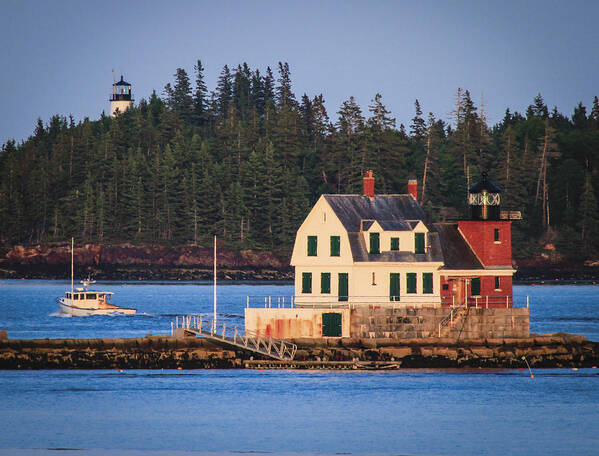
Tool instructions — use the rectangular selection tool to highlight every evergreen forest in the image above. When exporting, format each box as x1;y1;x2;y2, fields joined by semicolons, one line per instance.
2;60;599;261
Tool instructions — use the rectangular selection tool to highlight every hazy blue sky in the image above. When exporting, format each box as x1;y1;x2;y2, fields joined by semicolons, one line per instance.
1;0;598;145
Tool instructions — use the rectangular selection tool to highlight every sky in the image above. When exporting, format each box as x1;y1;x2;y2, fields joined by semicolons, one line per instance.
1;0;598;146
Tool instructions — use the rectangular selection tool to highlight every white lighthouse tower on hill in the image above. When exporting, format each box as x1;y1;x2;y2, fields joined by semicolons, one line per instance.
110;74;133;117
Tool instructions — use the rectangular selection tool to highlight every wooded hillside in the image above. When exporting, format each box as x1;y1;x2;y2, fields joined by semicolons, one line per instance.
2;60;599;260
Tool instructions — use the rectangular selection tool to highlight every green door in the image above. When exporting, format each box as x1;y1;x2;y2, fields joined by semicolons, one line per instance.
471;277;481;296
338;273;348;302
390;273;400;301
322;312;342;337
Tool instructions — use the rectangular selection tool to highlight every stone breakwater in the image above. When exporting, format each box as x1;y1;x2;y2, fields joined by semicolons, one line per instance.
0;333;597;369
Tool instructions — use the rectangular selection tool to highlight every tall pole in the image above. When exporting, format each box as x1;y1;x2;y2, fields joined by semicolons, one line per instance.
71;237;74;296
213;235;217;331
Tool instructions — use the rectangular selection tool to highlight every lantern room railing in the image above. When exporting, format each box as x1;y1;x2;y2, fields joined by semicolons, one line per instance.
110;93;133;101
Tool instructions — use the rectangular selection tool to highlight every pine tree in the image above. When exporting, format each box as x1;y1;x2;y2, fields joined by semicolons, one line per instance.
299;94;314;143
172;68;194;124
215;65;233;122
276;62;296;108
251;69;265;118
367;93;398;191
193;60;208;126
590;96;599;127
535;118;560;229
263;66;275;104
421;113;442;204
572;102;587;130
333;97;365;192
579;172;598;252
410;99;426;140
232;63;252;121
527;93;549;119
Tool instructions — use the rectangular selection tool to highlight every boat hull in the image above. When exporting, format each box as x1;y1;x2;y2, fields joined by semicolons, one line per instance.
58;299;137;316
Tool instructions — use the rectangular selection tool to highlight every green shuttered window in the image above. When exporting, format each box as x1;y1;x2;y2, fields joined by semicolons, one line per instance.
495;276;500;290
471;277;481;296
494;228;500;242
407;273;417;294
423;273;433;294
338;273;348;302
370;232;380;254
390;273;400;301
307;236;317;256
390;237;399;251
415;233;425;254
330;236;340;256
302;272;312;293
321;272;331;294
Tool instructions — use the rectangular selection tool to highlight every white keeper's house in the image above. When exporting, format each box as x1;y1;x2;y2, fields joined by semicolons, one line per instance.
245;170;522;339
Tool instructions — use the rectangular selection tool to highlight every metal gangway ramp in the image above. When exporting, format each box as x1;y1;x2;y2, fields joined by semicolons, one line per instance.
172;315;297;361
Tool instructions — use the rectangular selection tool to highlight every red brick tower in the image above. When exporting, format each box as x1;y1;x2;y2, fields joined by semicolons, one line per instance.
457;172;514;306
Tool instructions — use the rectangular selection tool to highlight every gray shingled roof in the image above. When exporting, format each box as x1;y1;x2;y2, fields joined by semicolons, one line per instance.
347;232;444;263
324;195;426;232
378;220;413;231
323;195;439;263
432;223;483;269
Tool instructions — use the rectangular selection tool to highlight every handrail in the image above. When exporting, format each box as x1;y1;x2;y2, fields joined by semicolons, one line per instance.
437;305;466;337
172;315;297;361
245;294;527;310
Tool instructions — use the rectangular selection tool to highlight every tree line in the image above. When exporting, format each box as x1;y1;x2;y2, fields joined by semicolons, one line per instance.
1;60;599;260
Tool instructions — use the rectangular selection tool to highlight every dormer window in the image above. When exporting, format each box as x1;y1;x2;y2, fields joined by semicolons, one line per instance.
415;233;425;254
370;233;380;254
390;237;399;251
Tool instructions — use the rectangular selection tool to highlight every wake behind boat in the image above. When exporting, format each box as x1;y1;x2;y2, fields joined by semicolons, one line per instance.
57;238;136;316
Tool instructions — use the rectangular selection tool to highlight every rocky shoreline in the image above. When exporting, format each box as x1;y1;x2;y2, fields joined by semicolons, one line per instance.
2;243;599;282
0;243;293;281
1;333;597;370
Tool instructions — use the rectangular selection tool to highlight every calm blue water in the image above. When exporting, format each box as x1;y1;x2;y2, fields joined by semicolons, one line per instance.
0;281;598;455
0;280;598;340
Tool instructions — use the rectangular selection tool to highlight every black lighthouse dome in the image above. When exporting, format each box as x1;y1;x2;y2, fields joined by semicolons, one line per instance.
110;75;133;102
468;172;502;220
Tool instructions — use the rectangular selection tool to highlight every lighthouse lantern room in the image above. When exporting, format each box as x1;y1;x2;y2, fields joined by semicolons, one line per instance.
110;75;133;117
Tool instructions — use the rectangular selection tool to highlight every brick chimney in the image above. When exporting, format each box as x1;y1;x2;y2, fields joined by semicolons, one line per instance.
363;170;375;198
408;179;418;200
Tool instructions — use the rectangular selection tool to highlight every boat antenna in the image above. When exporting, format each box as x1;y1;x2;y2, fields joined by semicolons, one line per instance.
71;237;74;297
213;235;217;333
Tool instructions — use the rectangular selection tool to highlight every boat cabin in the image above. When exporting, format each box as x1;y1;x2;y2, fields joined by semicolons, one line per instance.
64;291;113;302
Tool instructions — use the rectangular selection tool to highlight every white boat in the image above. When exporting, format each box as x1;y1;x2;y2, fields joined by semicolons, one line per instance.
57;239;137;316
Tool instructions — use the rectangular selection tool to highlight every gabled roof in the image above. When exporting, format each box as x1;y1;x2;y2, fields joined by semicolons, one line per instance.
378;220;412;231
432;223;483;270
324;195;425;233
361;220;375;231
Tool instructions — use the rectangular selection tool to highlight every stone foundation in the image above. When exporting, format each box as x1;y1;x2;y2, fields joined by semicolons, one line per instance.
350;306;529;339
